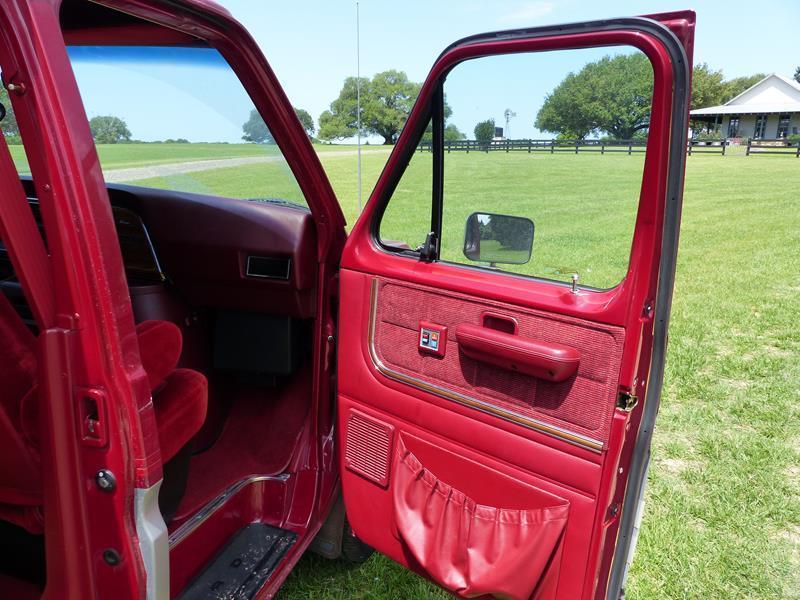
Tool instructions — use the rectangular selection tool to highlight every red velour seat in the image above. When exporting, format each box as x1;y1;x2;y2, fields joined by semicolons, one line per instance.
0;292;207;533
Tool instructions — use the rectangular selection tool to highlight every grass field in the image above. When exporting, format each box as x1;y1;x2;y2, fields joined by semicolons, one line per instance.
278;150;799;599
118;147;800;598
52;143;800;598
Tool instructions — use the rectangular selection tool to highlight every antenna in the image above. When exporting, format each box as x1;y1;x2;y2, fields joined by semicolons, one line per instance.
356;0;362;213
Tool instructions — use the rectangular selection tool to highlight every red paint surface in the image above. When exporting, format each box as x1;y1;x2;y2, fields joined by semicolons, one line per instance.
338;12;694;599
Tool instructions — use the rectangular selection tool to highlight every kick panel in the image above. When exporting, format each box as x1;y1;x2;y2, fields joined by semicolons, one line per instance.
371;278;625;448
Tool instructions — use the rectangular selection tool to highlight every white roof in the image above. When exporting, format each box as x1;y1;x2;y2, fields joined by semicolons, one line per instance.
690;74;800;116
691;102;800;116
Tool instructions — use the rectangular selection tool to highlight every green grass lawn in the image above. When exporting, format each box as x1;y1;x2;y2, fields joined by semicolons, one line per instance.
294;151;800;599
125;148;799;598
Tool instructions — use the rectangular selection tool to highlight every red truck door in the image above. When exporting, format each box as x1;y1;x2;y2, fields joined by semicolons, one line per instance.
337;12;694;600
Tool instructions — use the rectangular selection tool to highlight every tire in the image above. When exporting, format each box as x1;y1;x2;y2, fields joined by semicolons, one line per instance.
341;520;374;563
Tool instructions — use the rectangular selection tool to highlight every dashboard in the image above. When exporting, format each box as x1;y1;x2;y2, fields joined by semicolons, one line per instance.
0;199;164;284
2;180;318;320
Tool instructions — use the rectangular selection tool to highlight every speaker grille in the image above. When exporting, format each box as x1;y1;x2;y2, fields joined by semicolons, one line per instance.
344;410;394;488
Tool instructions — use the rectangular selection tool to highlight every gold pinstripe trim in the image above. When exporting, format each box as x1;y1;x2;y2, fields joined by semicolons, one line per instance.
366;278;604;453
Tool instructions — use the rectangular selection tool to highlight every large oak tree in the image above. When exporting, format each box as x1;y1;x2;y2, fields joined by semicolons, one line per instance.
89;115;131;144
535;53;653;140
242;106;315;143
318;70;423;145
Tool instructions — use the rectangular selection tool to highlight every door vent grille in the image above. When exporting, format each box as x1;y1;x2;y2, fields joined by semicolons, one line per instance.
344;410;394;488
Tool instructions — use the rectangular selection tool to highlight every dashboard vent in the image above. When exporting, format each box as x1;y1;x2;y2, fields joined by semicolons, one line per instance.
344;410;394;488
246;255;291;280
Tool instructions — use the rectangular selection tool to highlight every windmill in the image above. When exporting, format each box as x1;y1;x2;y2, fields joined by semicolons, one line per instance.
504;108;516;139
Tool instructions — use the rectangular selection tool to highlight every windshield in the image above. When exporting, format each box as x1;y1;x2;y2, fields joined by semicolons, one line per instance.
63;45;307;206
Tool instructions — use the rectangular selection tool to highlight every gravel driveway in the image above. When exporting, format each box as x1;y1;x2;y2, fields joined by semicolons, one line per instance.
104;148;391;183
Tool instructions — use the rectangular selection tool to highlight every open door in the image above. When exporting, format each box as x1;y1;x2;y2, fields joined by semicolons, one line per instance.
338;12;694;600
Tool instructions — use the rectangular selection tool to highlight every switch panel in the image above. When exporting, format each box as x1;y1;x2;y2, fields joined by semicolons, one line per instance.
418;321;447;357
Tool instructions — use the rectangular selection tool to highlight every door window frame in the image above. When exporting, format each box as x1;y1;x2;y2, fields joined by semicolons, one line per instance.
369;24;682;307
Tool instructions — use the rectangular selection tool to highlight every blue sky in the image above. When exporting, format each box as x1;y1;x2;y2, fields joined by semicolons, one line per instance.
69;0;800;143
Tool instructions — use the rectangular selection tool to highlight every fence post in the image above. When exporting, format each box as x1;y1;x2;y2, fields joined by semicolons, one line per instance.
796;143;800;158
722;139;726;156
550;141;554;154
601;142;605;155
628;142;632;156
528;140;531;154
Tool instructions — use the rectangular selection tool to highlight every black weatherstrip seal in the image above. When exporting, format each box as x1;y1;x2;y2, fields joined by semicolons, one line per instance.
367;17;690;599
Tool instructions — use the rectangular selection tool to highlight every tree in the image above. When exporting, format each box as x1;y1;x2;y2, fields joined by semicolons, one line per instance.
795;66;800;84
444;124;465;141
474;119;495;143
294;108;315;138
691;63;727;110
723;73;766;101
318;70;421;145
89;115;131;144
0;87;19;140
242;109;274;143
536;53;653;140
242;107;315;143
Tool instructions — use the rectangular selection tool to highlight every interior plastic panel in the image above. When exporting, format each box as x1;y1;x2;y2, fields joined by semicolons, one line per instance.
338;269;606;599
373;278;625;447
107;183;318;318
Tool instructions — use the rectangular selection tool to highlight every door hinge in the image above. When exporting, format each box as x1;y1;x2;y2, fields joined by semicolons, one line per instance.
616;392;638;412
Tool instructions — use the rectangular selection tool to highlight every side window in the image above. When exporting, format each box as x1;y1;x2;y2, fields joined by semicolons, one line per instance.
377;47;653;290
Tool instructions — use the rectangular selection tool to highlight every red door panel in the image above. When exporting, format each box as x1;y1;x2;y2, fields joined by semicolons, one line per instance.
338;12;694;600
338;270;608;600
372;277;625;450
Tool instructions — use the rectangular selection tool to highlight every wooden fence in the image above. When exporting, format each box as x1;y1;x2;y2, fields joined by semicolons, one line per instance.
746;138;800;157
417;138;729;155
687;139;728;155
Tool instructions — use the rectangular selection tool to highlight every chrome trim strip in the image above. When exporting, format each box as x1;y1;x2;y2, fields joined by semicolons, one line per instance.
168;474;290;549
139;220;166;282
367;278;604;453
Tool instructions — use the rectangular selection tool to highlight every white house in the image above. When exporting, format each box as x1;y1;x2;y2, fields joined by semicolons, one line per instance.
690;74;800;139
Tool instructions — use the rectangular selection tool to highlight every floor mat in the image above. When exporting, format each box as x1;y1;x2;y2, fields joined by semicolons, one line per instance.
174;365;311;520
177;523;296;600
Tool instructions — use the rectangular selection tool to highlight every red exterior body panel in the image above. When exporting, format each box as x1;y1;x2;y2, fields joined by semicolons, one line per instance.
338;12;694;600
0;0;347;597
0;1;693;597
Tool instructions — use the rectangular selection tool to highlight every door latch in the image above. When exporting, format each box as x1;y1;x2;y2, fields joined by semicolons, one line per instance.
77;387;109;447
616;392;638;412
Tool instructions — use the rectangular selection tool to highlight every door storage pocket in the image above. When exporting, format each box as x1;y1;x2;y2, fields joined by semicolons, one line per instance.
392;436;569;600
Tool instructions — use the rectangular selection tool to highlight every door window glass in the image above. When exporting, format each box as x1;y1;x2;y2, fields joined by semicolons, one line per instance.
377;47;653;290
754;114;767;139
777;113;791;138
728;116;740;138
